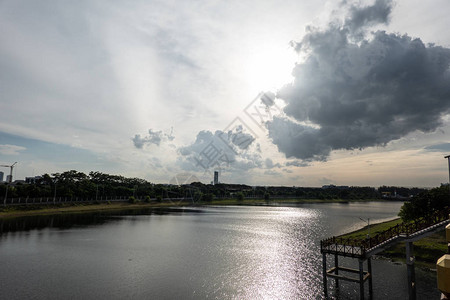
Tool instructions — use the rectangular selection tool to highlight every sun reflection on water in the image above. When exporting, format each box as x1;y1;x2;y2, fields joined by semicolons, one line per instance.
209;207;324;299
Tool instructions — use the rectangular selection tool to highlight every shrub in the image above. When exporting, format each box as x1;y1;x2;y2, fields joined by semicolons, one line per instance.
193;192;203;202
128;196;137;204
145;195;151;203
203;193;214;202
236;192;244;202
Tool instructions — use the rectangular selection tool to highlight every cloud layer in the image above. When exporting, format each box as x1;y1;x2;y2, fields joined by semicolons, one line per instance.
269;0;450;161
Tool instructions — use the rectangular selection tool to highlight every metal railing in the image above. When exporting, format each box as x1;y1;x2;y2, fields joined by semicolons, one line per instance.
321;207;450;257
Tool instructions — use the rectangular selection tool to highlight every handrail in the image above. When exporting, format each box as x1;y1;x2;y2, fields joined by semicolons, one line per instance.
320;207;450;257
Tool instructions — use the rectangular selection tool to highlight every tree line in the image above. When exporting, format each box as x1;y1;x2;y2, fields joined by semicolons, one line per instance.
0;170;431;202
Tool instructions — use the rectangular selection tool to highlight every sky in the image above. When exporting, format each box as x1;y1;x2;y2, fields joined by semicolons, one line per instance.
1;0;450;187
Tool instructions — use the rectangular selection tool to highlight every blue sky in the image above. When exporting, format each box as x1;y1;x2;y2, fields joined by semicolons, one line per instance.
1;0;450;187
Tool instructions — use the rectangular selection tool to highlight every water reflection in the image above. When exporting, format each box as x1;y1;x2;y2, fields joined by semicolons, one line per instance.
0;202;439;299
0;207;202;235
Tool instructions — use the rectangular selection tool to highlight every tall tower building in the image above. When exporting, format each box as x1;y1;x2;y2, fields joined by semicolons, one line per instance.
214;171;219;185
0;171;3;182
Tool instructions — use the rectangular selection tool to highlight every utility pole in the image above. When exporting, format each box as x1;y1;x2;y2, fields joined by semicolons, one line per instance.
3;183;8;206
53;180;57;203
445;155;450;197
359;217;370;239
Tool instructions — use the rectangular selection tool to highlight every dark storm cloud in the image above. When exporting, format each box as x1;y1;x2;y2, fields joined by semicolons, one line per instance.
270;0;450;161
345;0;392;36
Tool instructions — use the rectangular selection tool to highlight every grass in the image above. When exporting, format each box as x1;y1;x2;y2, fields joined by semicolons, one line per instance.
383;231;447;268
0;201;184;218
339;218;448;269
0;197;387;217
340;218;404;239
0;197;390;219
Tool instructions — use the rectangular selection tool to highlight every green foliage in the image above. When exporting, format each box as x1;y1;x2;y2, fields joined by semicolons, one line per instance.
193;192;203;202
399;186;450;221
203;193;214;202
236;192;244;201
5;168;439;206
128;196;137;204
156;195;162;203
144;195;151;203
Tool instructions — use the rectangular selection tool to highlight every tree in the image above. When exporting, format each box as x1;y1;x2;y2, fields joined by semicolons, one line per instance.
398;186;450;221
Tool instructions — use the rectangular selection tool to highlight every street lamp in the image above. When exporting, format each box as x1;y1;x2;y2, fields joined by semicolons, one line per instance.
53;179;58;203
445;155;450;197
359;217;370;239
3;182;8;206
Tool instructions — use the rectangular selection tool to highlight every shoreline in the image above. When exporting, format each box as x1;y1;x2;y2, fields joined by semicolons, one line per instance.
0;198;391;219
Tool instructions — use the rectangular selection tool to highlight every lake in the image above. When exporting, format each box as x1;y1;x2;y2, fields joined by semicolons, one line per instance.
0;202;439;299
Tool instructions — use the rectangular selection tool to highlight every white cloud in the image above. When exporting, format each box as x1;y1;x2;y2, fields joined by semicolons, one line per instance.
0;144;26;156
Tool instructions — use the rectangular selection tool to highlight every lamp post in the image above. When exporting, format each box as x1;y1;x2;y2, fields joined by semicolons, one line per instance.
359;217;370;239
445;155;450;197
53;180;57;203
3;183;8;206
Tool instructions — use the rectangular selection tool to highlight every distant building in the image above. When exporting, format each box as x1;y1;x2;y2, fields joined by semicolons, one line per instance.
0;171;3;182
214;171;219;185
322;184;349;190
322;184;336;189
25;176;42;184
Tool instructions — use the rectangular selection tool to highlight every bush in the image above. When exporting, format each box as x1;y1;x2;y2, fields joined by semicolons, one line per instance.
193;192;203;202
128;196;137;204
236;192;244;202
203;193;214;202
264;192;270;201
145;195;151;203
156;195;162;203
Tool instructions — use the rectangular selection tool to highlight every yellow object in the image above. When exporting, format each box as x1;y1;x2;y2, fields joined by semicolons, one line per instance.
446;223;450;243
437;254;450;295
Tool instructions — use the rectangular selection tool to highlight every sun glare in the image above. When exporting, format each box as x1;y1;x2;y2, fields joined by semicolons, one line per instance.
245;44;297;92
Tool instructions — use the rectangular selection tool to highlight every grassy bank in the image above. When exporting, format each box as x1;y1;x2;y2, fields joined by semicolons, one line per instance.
0;202;182;218
339;218;447;269
0;197;390;219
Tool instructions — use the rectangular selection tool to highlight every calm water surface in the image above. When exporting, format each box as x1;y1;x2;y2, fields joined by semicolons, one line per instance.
0;202;439;299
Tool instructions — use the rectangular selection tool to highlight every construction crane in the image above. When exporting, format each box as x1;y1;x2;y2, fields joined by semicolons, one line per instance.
1;162;17;183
